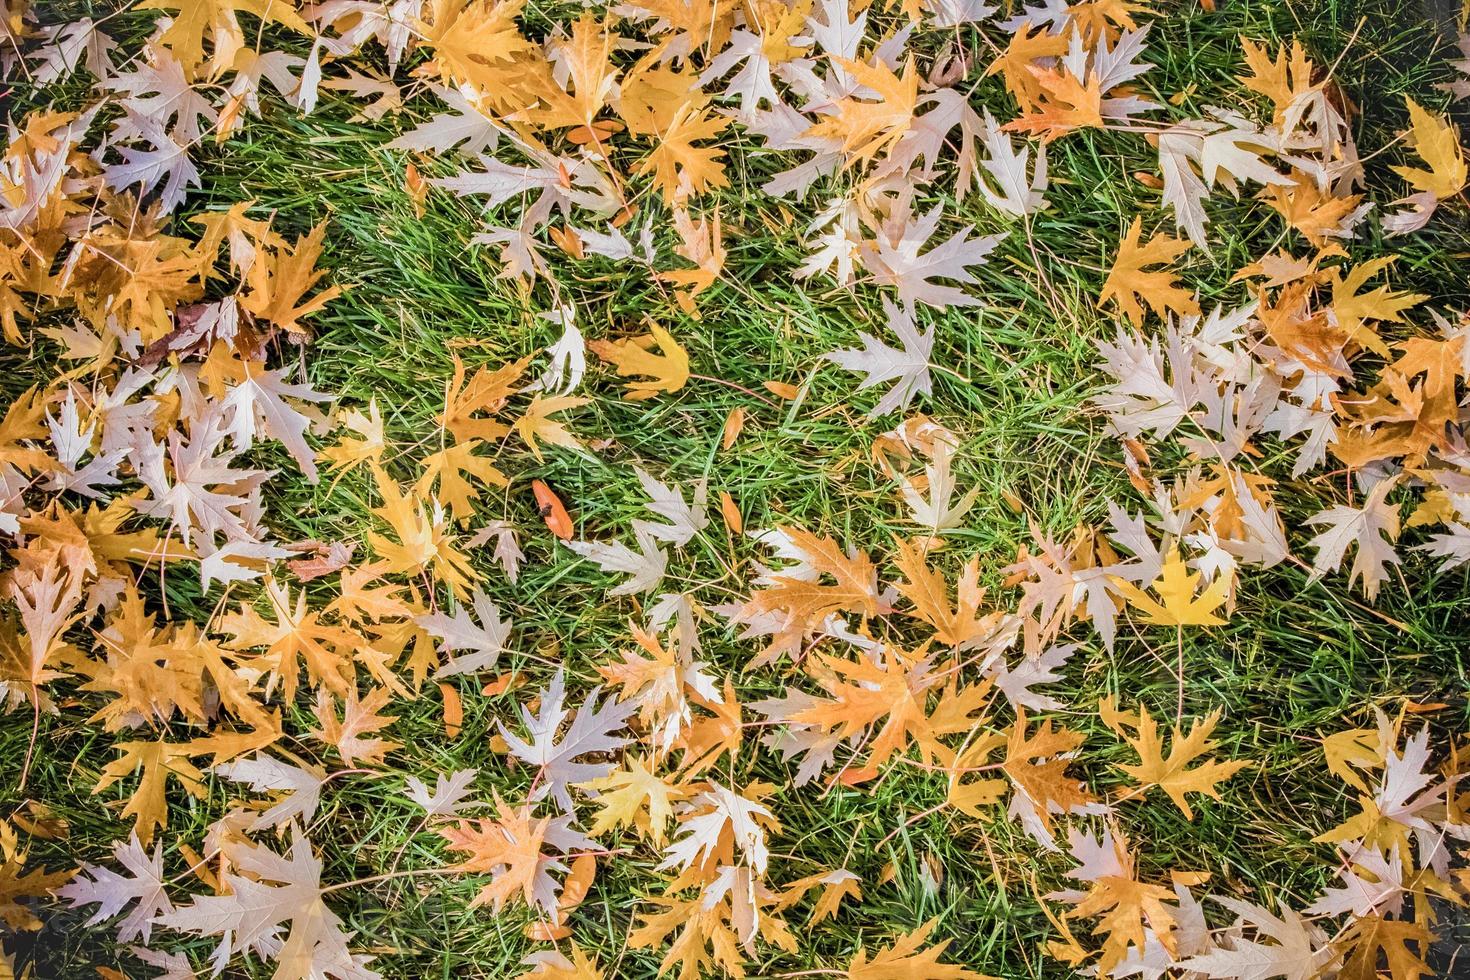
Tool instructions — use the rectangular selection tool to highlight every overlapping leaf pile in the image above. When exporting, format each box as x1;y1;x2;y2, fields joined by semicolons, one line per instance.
1;0;1469;977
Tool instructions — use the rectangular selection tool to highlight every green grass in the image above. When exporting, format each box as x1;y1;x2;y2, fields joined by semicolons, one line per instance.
5;0;1470;976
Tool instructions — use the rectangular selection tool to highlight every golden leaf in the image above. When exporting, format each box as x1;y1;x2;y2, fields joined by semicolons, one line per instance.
1097;218;1199;326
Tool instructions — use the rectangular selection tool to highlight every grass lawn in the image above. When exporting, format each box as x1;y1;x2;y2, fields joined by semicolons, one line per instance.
4;0;1470;976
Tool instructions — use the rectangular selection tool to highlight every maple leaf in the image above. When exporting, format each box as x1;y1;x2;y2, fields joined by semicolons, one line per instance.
311;686;400;767
636;103;730;204
157;825;376;979
583;755;687;845
387;86;502;157
1057;825;1183;975
775;868;863;925
977;115;1050;217
1334;914;1431;980
787;646;964;773
57;833;172;943
138;0;310;76
740;527;880;657
567;521;669;597
1112;548;1229;627
589;324;690;400
418;0;535;95
93;738;206;846
405;768;480;818
438;355;528;443
1238;38;1319;125
1180;896;1335;980
214;753;327;831
440;798;596;921
240;222;342;336
629;891;760;980
989;643;1079;712
132;409;272;547
218;577;359;703
367;463;479;598
824;297;934;416
416;589;512;678
1304;479;1401;601
517;946;606;979
414;441;507;524
891;540;995;648
898;431;980;531
500;669;636;812
221;358;332;482
659;781;778;875
468;519;527;582
986;22;1071;110
1001;709;1097;836
660;208;727;313
633;468;709;546
1002;68;1105;142
1100;697;1249;819
100;122;201;213
1391;98;1467;202
516;14;619;133
1327;258;1425;357
511;393;589;458
861;203;1004;310
0;821;72;933
1316;726;1447;859
808;57;920;164
1098;217;1199;326
845;918;990;979
285;540;356;583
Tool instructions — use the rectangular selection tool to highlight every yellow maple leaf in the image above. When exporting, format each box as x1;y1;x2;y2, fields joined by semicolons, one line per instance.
1112;549;1228;627
1068;839;1182;975
742;527;880;646
366;464;480;597
1002;709;1095;832
1392;98;1468;201
418;0;537;104
1322;726;1382;794
510;393;588;457
516;14;618;133
985;23;1070;112
1328;257;1426;358
438;355;528;444
588;324;690;400
138;0;310;78
1335;914;1432;980
636;103;730;204
891;539;998;648
239;222;342;335
774;868;863;924
1097;218;1199;326
1100;697;1249;819
321;399;386;476
93;739;206;846
415;440;508;523
0;820;71;932
218;577;360;703
807;57;919;164
845;918;992;979
1238;37;1318;126
581;756;687;845
1001;68;1105;142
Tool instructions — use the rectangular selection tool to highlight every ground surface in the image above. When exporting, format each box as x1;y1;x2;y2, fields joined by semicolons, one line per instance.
4;0;1470;977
